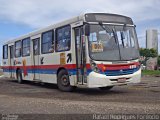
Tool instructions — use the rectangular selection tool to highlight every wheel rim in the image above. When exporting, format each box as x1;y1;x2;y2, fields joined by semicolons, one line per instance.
61;75;69;86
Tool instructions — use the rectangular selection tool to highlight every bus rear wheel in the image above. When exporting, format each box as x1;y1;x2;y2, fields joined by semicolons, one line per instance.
99;86;113;91
17;70;23;84
57;69;73;92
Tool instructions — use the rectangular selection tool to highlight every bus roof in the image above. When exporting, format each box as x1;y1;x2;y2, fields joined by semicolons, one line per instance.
3;13;133;45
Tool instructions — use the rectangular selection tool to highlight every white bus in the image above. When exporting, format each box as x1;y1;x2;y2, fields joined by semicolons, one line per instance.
2;13;141;91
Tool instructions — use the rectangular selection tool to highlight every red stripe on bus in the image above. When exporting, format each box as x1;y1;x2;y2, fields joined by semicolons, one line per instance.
97;62;140;70
2;64;77;70
2;62;140;71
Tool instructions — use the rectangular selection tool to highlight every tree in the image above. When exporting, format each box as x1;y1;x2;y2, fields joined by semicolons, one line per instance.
139;48;158;66
139;48;157;58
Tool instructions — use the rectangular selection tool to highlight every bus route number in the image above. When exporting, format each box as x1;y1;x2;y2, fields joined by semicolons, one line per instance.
91;43;103;52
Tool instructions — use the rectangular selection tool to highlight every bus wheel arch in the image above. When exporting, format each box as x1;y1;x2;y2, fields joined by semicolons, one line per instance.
57;67;68;76
57;68;73;92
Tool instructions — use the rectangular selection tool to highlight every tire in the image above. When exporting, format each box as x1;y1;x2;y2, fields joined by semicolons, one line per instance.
17;70;23;84
99;86;113;91
57;69;73;92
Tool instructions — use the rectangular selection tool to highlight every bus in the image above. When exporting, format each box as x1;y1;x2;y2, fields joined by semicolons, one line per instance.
2;13;141;92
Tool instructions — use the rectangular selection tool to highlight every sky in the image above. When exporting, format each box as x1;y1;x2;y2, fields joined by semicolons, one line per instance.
0;0;160;63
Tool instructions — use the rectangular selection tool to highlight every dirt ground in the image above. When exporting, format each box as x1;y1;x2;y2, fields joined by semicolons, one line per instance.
0;76;159;120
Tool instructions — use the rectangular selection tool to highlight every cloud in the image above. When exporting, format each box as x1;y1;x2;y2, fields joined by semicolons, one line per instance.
0;0;160;28
0;0;159;63
0;0;160;55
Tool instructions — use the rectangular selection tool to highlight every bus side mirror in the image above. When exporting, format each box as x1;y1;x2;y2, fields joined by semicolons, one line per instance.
84;24;90;36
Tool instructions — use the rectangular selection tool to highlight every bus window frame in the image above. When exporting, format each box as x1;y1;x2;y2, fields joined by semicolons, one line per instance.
41;30;54;54
22;37;30;57
10;45;14;59
15;40;22;58
33;38;40;56
3;44;8;59
55;25;71;52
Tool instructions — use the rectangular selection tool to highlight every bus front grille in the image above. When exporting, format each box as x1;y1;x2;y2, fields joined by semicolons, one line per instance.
104;68;139;76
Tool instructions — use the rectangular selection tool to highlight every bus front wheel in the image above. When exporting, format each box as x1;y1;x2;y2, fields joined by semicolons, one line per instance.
57;69;73;92
17;70;23;84
99;86;113;91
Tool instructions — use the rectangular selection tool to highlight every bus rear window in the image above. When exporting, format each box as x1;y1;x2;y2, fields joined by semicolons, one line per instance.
3;45;8;59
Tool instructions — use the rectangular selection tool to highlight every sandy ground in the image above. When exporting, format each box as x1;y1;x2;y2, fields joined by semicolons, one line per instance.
0;76;159;120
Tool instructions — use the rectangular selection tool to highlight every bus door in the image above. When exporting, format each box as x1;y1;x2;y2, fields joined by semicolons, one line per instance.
75;27;87;85
32;38;40;80
9;45;14;78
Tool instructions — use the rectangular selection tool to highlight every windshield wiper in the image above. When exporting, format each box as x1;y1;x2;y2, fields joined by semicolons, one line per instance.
121;24;127;48
99;23;122;60
99;22;117;44
120;31;125;48
112;27;122;60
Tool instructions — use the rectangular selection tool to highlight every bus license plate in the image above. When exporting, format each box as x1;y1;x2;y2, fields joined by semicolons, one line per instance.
118;78;126;83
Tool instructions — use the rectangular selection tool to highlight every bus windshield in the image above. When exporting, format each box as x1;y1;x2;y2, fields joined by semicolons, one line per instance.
88;24;140;61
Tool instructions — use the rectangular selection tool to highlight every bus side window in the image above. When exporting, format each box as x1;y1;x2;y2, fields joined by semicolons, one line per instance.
55;25;71;52
22;38;30;57
3;45;8;59
10;46;14;59
33;39;40;55
15;40;22;58
41;30;54;54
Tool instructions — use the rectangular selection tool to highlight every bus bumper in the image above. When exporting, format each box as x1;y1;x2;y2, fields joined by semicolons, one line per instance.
87;69;141;88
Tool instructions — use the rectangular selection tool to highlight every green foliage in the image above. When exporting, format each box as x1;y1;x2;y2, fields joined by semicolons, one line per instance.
139;48;157;58
139;48;158;66
142;70;160;76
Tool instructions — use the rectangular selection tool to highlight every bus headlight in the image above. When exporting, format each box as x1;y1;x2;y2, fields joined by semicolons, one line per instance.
91;62;100;73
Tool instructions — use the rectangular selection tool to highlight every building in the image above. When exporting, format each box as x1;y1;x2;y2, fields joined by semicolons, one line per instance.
146;29;158;52
146;29;158;70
